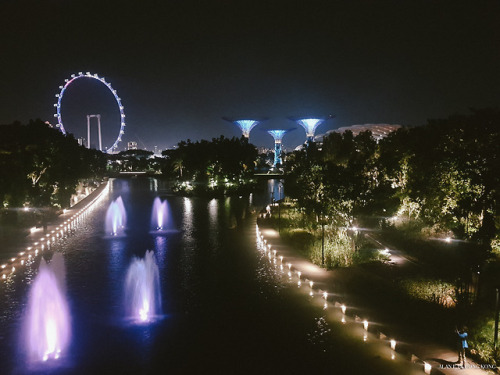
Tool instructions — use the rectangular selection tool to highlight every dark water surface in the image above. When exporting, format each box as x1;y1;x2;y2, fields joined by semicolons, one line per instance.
0;178;389;374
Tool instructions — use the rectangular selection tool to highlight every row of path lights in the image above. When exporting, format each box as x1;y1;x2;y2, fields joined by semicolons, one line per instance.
0;182;110;283
254;223;436;374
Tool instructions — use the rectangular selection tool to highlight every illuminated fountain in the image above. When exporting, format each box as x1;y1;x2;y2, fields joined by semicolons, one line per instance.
151;197;168;232
24;253;70;363
105;196;127;236
124;251;162;323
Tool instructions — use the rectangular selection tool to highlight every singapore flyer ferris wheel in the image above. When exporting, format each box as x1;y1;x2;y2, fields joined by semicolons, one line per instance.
54;72;126;154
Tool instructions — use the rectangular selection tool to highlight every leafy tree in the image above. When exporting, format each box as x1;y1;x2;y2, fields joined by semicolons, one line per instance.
0;119;106;208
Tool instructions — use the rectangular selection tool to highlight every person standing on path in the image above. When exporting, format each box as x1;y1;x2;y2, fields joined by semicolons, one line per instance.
456;326;468;367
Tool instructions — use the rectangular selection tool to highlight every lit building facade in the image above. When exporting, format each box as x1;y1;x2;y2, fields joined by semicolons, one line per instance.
317;124;402;142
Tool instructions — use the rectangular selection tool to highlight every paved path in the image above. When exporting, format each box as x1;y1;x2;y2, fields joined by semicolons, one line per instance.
0;180;109;280
256;220;495;375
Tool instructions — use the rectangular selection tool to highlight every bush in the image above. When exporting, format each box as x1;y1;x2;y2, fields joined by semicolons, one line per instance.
469;314;500;365
399;278;456;307
281;228;314;255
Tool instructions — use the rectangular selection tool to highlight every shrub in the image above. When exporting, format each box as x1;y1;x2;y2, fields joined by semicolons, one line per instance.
399;278;456;307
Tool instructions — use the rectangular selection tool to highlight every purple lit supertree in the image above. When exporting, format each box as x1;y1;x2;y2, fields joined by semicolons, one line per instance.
222;118;265;138
266;129;295;167
289;115;334;143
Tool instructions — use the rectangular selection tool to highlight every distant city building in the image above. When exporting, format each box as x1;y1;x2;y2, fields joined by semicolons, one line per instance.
77;137;85;147
153;146;160;156
127;141;138;150
258;147;274;154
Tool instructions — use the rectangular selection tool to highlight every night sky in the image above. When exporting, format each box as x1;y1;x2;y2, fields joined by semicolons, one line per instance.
1;0;499;151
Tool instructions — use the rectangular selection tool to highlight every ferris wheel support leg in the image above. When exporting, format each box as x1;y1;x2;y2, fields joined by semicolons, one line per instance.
87;115;91;149
97;115;102;152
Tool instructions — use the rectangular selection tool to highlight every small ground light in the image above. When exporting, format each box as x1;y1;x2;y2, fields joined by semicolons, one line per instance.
363;320;369;331
323;291;328;300
341;316;346;324
279;256;283;262
424;362;431;374
298;280;301;287
363;334;367;342
341;304;346;314
309;281;314;288
287;263;292;270
390;339;396;350
445;237;451;243
309;291;313;296
297;271;301;278
273;249;276;257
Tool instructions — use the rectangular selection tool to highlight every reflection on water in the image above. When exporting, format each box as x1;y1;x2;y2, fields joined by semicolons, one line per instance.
267;178;284;203
0;177;389;374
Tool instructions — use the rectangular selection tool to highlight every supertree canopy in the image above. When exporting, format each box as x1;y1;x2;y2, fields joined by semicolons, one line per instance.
222;118;264;138
289;115;334;142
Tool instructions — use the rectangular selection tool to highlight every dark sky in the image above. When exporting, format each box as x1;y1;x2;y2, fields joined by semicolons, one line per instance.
1;0;499;150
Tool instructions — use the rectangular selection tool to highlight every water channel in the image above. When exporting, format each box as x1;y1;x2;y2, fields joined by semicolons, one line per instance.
0;178;405;374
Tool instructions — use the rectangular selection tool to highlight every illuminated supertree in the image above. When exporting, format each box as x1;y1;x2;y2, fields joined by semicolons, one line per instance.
222;118;265;138
267;129;295;167
289;115;334;143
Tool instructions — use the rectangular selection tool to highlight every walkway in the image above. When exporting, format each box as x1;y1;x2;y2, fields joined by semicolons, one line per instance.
256;221;495;375
0;180;109;281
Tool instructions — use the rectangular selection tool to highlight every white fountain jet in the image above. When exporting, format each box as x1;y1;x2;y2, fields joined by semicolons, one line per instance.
105;196;127;236
151;197;169;232
24;253;70;363
124;251;162;323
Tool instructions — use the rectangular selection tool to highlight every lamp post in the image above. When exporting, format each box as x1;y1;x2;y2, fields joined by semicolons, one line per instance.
278;183;282;233
494;288;499;350
321;213;325;266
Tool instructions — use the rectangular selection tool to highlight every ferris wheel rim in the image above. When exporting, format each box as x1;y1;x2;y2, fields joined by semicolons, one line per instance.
54;72;126;154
